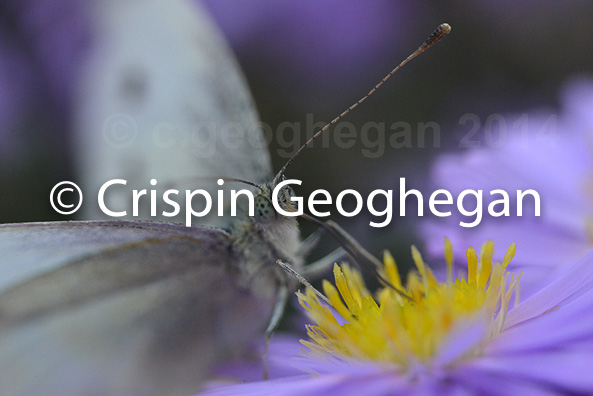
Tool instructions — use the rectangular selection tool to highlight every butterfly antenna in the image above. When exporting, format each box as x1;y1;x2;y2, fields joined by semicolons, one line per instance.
275;23;451;180
221;178;262;191
162;176;262;192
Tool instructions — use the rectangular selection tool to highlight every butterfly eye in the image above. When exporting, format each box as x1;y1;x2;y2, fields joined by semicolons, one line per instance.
286;186;296;198
255;195;276;221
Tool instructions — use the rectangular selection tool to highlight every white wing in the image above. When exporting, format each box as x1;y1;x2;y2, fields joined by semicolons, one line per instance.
73;0;272;227
0;221;273;396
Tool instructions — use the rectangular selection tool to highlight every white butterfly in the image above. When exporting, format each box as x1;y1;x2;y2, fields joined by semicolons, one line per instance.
1;1;302;395
74;0;271;227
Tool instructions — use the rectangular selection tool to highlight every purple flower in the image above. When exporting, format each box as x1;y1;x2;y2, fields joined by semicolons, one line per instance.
0;1;91;138
200;241;593;395
0;1;93;221
423;77;593;297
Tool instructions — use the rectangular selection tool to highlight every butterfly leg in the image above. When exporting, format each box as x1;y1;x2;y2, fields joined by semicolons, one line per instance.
277;260;332;305
296;227;325;256
323;220;384;268
262;283;288;380
300;215;411;300
299;222;347;280
321;219;412;300
298;215;378;280
301;248;345;279
301;214;383;270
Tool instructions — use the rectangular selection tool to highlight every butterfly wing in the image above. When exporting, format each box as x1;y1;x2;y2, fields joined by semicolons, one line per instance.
74;0;272;227
0;221;274;396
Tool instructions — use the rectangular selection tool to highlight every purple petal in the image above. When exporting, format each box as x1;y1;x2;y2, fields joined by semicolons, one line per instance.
434;319;488;366
424;217;587;297
200;370;411;396
506;249;593;327
466;351;593;393
425;216;588;270
452;366;563;396
492;287;593;353
213;334;304;381
288;355;390;377
560;77;593;127
430;117;592;217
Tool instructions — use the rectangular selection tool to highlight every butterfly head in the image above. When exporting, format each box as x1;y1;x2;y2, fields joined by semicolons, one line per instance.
254;175;298;223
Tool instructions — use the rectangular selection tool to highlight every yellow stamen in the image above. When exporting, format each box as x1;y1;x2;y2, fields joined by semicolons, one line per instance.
298;241;520;370
444;237;453;284
479;241;494;288
383;251;403;290
466;247;478;286
502;242;516;268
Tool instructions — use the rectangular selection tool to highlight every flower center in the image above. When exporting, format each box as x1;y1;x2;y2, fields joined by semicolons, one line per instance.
297;239;521;370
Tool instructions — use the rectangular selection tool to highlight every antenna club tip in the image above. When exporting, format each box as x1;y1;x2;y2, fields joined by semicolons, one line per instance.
440;23;452;34
422;23;452;49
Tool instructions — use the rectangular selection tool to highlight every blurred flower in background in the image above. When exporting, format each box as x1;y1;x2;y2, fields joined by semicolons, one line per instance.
423;77;593;296
0;1;90;222
0;1;90;148
202;0;417;110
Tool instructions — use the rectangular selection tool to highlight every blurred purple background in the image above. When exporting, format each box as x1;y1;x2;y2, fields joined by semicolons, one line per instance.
1;1;593;268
